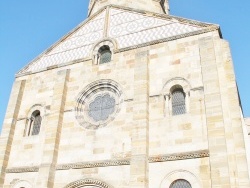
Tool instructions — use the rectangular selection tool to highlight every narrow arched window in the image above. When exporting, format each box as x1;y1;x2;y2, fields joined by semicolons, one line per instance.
172;88;186;116
170;179;192;188
28;110;42;136
98;45;112;64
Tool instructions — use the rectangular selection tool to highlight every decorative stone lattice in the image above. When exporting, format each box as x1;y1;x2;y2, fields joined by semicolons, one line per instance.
16;7;217;76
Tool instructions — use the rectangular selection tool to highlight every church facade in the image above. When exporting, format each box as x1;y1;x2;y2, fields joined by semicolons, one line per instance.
1;0;250;187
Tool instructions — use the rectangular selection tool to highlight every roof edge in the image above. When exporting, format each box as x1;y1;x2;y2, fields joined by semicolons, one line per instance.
16;6;108;76
16;26;219;78
16;4;221;77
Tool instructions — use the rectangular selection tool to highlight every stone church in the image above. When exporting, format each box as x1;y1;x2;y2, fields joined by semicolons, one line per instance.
1;0;250;187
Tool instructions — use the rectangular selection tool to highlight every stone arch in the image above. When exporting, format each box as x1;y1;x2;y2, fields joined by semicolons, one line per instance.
162;77;191;116
92;38;118;65
27;104;45;118
12;180;32;188
162;77;191;95
64;178;113;188
160;170;201;188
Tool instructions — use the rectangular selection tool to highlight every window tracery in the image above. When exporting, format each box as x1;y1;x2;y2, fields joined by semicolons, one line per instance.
172;88;186;116
75;79;123;129
170;179;192;188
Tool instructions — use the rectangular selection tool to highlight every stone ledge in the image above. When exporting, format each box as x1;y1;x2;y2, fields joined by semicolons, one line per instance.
5;166;39;173
5;150;209;173
149;150;209;163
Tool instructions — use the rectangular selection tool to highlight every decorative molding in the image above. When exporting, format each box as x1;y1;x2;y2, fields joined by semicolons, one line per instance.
149;150;209;163
57;159;130;170
5;150;209;173
65;178;113;188
57;150;209;170
6;166;39;173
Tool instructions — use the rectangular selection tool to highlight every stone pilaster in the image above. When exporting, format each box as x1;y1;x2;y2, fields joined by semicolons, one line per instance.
130;50;149;187
35;69;69;188
214;39;250;187
199;37;231;187
0;80;26;186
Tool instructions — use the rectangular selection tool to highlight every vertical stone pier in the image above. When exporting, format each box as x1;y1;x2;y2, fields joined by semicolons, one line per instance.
36;69;69;188
0;80;26;186
130;50;149;187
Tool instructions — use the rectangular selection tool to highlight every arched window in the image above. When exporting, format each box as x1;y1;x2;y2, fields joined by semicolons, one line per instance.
98;45;112;64
28;110;42;136
172;88;186;116
170;179;192;188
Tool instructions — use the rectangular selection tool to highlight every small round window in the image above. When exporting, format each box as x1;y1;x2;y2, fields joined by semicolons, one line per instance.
75;80;123;129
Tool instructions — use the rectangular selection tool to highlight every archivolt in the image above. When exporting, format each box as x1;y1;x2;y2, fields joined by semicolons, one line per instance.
64;178;113;188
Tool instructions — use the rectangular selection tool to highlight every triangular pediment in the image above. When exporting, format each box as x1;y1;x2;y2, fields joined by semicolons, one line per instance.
17;6;219;76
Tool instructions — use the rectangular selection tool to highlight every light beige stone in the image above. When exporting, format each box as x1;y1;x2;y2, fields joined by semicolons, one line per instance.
1;0;250;188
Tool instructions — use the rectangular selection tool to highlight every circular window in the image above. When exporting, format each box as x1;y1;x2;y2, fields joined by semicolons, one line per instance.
75;80;123;129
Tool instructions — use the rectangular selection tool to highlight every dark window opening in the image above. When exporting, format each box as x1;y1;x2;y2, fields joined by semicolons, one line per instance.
28;110;42;136
172;88;186;116
98;45;112;64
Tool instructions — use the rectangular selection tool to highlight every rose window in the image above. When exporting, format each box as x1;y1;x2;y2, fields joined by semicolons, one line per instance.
75;80;123;129
88;94;116;122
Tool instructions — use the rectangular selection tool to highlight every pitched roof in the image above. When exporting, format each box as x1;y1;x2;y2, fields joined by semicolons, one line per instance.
16;5;219;77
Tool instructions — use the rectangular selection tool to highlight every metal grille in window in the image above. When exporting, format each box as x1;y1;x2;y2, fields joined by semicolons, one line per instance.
31;113;42;135
88;94;116;122
100;50;111;64
172;89;186;115
170;179;192;188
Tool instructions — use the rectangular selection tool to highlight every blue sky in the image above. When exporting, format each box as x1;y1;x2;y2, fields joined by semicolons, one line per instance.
0;0;250;130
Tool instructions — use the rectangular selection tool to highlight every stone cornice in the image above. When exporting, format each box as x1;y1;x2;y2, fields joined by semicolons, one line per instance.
6;150;209;173
149;150;209;163
57;159;130;170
